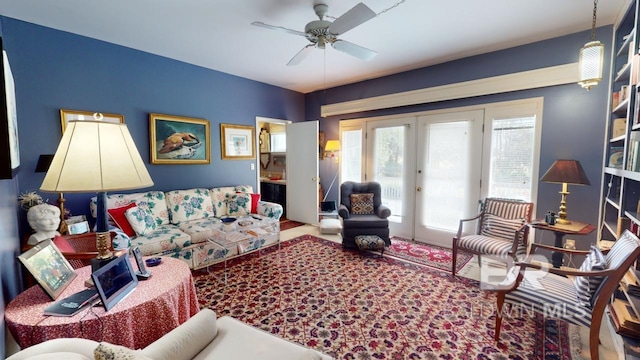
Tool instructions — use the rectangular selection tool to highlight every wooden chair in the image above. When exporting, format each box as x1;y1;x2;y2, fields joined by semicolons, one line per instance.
494;230;640;360
452;198;533;275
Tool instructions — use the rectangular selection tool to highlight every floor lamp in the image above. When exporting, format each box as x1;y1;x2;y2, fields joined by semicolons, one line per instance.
40;120;153;269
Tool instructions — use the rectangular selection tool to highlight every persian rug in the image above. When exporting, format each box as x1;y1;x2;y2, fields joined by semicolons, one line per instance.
194;235;575;359
385;236;473;273
279;217;306;231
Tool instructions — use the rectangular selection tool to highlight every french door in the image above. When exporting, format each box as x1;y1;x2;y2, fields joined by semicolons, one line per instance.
365;118;417;239
414;110;484;247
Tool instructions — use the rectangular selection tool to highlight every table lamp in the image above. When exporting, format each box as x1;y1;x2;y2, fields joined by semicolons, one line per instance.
40;120;153;269
540;159;590;225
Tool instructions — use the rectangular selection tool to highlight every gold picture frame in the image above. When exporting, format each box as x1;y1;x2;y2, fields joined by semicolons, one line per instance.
18;239;77;300
150;113;210;165
60;109;124;134
220;123;256;160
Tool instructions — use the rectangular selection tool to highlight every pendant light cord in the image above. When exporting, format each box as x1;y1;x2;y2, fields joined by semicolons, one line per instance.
590;0;598;41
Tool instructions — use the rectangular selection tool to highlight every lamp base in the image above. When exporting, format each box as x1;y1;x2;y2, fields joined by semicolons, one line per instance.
556;218;571;225
91;255;116;272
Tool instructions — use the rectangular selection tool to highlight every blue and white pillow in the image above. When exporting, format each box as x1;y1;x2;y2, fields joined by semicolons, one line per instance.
574;245;606;307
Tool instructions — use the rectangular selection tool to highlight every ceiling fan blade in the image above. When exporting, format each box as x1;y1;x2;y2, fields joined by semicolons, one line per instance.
332;40;377;61
287;44;316;66
328;3;376;35
251;21;306;37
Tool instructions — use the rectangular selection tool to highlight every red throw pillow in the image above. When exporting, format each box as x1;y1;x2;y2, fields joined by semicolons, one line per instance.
53;235;74;253
237;192;261;214
250;193;261;214
107;203;137;237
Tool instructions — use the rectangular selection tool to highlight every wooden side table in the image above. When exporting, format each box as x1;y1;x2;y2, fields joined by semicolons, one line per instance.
529;220;596;268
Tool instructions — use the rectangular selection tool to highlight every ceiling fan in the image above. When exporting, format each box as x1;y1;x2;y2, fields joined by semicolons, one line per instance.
252;2;377;66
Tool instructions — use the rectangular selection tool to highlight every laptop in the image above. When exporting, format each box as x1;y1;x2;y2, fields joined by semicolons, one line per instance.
91;254;139;311
43;288;99;317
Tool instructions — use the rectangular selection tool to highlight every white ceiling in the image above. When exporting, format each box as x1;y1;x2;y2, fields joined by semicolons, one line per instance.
0;0;628;94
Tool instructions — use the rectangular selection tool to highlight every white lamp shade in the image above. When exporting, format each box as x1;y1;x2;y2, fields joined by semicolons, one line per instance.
578;40;604;90
41;120;153;192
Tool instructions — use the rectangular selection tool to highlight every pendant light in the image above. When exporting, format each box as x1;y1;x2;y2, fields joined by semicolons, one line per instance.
578;0;604;90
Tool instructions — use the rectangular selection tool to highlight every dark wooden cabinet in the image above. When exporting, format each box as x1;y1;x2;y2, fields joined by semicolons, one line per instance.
260;182;286;218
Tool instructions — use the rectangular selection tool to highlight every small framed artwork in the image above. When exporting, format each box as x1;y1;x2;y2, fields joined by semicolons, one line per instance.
150;113;210;164
221;123;256;160
60;109;124;134
18;239;77;300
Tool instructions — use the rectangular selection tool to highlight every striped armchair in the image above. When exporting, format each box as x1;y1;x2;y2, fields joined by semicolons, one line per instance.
452;198;533;275
494;230;640;360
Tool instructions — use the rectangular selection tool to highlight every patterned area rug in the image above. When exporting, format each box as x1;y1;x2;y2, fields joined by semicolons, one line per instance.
386;236;473;273
194;235;574;359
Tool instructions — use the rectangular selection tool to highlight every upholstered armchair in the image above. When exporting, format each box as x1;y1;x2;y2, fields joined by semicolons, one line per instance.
452;198;533;275
494;230;640;360
339;181;391;249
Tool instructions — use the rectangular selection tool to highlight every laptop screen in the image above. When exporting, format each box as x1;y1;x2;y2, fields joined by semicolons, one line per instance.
91;255;138;311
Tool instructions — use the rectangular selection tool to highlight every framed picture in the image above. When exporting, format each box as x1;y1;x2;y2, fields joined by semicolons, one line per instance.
60;109;124;134
221;123;256;160
150;113;210;164
0;37;20;179
18;239;77;300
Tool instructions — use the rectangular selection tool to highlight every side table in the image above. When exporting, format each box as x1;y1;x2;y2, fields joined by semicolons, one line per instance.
530;220;596;268
6;256;199;349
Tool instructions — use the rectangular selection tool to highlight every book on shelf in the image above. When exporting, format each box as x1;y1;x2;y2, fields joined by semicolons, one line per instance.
610;298;640;336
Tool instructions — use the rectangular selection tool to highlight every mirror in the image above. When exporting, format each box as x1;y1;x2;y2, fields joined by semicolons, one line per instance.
260;153;270;169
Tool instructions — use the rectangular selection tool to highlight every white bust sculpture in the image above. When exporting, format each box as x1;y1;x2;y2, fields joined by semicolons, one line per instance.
27;204;61;245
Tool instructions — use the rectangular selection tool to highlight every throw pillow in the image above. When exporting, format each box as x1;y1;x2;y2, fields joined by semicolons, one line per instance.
227;192;252;216
107;203;137;237
574;245;606;308
480;214;525;241
124;207;158;237
165;188;214;224
350;193;374;215
94;342;153;360
238;192;261;214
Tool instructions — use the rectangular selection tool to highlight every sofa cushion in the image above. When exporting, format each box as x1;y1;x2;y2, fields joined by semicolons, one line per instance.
166;189;215;224
125;207;158;236
18;353;90;360
350;193;374;215
107;203;137;237
142;308;218;360
227;192;251;216
210;186;237;217
178;218;222;244
94;342;153;360
130;224;191;256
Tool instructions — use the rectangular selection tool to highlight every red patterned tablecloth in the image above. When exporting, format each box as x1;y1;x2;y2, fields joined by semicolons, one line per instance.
6;256;199;349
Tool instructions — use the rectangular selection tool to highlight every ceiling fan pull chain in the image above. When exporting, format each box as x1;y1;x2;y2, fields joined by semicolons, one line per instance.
325;0;407;20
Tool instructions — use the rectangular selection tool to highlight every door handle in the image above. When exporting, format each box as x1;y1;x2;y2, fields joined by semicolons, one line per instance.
417;187;422;192
312;177;318;181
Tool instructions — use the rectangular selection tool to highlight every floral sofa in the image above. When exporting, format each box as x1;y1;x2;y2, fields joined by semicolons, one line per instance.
90;185;283;269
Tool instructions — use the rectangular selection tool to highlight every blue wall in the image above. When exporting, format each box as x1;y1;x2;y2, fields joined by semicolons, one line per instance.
308;27;612;247
0;17;304;226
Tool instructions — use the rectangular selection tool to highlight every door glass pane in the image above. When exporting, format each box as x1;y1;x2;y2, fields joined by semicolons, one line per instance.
372;126;405;220
424;121;470;231
341;129;362;183
487;116;535;201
